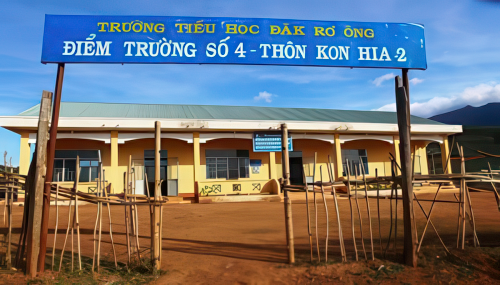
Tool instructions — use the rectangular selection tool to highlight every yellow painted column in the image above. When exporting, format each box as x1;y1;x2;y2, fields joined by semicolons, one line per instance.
193;132;200;182
393;136;401;174
419;146;429;175
333;134;343;180
269;152;277;180
441;135;452;174
19;132;31;175
110;131;119;193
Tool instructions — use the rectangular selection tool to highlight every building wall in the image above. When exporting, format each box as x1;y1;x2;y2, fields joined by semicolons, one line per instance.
53;138;112;193
198;138;277;195
341;139;394;177
28;132;437;195
118;138;194;194
293;139;334;182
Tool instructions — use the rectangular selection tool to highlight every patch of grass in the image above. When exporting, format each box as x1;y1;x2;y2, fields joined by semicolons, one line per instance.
27;253;167;284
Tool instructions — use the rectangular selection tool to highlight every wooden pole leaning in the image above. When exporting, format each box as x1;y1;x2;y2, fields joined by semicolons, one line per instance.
319;167;329;262
59;187;74;272
51;182;59;271
39;63;65;272
345;160;358;261
131;166;141;262
302;166;313;262
360;163;374;261
354;167;367;260
396;72;418;267
313;152;320;262
74;159;82;271
26;90;52;277
102;169;118;268
124;165;131;267
327;156;346;262
281;123;295;264
376;169;383;256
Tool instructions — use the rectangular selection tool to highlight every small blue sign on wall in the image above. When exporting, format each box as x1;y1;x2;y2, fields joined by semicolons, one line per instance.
42;15;427;69
253;132;293;152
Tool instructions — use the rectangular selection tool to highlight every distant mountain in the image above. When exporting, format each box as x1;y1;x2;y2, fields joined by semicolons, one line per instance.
430;103;500;126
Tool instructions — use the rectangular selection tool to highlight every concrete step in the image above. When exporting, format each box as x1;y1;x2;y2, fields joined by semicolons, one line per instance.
198;194;281;203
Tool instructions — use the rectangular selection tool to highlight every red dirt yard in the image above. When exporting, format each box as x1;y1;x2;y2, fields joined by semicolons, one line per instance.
3;191;500;284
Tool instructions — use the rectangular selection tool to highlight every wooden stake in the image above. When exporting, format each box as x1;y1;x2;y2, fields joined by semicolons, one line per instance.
16;152;37;269
124;172;131;267
384;161;396;258
59;194;73;272
327;157;346;262
26;90;52;277
376;169;383;256
284;192;295;264
51;183;59;271
413;193;450;254
313;152;320;262
416;183;442;252
465;183;479;247
345;160;358;261
354;167;367;260
153;121;162;270
102;169;118;268
6;175;12;270
132;167;141;262
302;166;313;262
360;163;374;261
319;167;329;262
92;167;101;272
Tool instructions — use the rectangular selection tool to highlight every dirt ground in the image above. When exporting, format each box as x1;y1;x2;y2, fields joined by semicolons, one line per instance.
2;190;500;284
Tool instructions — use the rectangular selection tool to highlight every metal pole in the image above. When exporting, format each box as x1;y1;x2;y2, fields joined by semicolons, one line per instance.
38;63;65;272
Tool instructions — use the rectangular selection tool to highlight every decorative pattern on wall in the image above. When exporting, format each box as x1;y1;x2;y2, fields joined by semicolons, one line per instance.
233;184;242;192
252;183;261;191
200;185;221;196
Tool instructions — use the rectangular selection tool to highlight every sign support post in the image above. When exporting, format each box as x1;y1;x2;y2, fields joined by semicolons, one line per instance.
38;63;65;272
395;74;417;267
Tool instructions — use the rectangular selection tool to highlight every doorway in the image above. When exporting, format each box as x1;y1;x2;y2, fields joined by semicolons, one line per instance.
289;151;303;185
144;150;168;197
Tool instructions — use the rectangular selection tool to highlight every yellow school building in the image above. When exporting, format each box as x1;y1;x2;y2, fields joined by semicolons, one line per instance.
0;102;461;199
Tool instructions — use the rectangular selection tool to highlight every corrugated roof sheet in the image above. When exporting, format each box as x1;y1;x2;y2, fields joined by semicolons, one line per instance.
17;102;443;125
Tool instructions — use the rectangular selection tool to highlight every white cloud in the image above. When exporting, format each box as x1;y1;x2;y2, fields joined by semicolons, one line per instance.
372;73;395;87
254;91;275;103
410;78;424;85
374;82;500;118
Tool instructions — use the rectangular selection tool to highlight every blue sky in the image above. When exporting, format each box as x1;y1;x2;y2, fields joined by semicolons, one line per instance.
1;0;500;166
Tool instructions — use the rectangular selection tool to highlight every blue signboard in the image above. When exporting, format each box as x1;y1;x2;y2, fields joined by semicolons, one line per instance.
253;132;293;152
41;15;426;69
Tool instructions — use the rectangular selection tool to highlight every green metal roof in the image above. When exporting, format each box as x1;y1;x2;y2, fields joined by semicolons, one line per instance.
18;102;443;125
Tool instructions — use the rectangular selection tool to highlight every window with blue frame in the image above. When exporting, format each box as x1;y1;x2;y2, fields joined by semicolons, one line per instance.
53;150;100;182
206;150;249;179
341;149;369;176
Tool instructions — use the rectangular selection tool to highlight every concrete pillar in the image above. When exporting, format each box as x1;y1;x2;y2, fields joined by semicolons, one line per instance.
418;146;429;175
110;131;119;193
269;152;277;180
333;134;343;180
393;136;401;174
193;132;200;182
19;132;31;175
441;135;452;174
